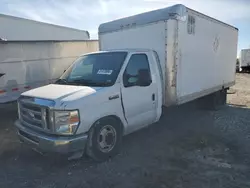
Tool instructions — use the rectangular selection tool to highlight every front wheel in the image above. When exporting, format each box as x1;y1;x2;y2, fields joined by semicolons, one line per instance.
86;117;123;161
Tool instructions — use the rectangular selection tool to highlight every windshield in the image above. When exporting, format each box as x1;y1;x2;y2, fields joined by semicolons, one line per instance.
56;52;128;87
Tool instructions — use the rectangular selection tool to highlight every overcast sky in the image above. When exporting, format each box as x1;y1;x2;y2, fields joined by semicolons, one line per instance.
1;0;249;54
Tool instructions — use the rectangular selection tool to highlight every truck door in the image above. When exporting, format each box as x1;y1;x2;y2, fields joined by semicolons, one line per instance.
121;53;157;131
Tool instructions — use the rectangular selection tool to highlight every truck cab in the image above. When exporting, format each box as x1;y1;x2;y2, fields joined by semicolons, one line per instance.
15;49;163;161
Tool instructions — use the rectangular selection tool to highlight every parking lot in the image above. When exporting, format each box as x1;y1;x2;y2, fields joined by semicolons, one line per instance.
0;73;250;188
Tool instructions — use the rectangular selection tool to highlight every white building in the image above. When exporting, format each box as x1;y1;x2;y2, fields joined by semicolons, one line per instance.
0;13;89;41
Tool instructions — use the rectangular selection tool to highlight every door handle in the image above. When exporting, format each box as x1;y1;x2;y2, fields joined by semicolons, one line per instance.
152;94;155;101
109;94;119;100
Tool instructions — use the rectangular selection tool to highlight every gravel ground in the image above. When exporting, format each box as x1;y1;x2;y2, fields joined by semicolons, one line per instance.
0;73;250;188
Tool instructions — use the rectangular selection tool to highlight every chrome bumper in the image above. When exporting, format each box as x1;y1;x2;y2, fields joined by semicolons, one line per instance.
15;120;88;154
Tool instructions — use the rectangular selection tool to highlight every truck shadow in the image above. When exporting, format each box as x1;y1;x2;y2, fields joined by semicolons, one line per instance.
0;102;249;187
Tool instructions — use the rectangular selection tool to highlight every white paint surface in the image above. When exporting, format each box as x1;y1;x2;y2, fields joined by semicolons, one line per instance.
176;9;238;102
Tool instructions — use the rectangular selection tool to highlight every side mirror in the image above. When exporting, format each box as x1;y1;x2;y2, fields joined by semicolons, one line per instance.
137;69;152;87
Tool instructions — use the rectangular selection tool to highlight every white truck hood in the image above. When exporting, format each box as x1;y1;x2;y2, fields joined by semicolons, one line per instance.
22;84;100;100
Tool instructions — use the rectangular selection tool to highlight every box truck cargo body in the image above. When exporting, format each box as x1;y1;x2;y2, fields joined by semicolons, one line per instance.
99;4;238;106
15;4;238;161
0;40;99;104
240;49;250;72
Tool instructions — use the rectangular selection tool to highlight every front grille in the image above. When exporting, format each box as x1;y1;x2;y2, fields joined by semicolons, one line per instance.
19;101;50;131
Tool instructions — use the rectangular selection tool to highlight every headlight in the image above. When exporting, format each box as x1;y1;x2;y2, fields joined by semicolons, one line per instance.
53;110;80;135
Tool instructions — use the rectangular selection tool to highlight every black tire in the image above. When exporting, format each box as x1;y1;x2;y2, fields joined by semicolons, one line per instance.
219;88;227;105
86;117;123;161
197;89;227;110
206;92;219;110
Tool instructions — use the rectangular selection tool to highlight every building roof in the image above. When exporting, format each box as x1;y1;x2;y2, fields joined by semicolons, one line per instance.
0;13;89;41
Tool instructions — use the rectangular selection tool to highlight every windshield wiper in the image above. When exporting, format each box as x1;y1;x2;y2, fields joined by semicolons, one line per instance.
69;79;92;85
94;82;112;87
55;78;68;84
69;79;111;87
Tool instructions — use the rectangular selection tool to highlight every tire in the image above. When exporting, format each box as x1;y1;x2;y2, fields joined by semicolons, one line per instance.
219;88;227;105
206;92;219;110
86;117;123;161
197;89;227;110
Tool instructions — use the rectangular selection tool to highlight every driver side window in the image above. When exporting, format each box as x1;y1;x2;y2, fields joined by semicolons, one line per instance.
123;54;152;88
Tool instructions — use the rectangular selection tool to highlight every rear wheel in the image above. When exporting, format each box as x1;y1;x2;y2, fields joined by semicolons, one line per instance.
86;117;123;161
197;89;227;110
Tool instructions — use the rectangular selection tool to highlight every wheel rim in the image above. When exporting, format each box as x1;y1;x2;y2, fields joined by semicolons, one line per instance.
98;125;117;153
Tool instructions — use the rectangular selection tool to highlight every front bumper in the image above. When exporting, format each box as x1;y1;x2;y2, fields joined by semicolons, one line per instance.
15;120;88;154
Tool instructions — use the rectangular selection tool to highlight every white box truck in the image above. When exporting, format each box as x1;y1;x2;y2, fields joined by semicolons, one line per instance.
15;4;238;161
239;49;250;72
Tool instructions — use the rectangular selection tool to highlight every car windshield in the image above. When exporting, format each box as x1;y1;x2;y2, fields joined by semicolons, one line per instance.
56;52;128;87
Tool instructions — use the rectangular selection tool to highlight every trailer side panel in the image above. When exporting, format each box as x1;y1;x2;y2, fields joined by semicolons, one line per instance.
176;9;238;104
0;40;99;103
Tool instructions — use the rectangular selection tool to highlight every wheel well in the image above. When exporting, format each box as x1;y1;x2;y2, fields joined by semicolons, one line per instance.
91;115;124;134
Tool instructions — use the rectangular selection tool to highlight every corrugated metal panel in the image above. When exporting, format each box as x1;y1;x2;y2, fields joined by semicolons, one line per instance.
0;14;89;41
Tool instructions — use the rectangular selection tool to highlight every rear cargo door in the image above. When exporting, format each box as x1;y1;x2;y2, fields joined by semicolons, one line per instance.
121;52;157;130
